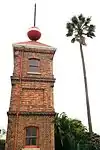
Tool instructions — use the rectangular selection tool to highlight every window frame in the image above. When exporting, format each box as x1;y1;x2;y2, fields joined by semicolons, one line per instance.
28;58;40;74
25;126;39;148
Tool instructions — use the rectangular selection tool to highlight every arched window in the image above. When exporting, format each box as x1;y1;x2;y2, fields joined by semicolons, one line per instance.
25;127;39;146
28;58;40;73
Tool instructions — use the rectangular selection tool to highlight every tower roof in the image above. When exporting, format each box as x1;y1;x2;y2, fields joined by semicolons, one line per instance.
13;3;56;51
12;40;56;51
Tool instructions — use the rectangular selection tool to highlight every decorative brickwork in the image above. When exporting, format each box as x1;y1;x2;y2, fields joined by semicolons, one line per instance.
5;41;56;150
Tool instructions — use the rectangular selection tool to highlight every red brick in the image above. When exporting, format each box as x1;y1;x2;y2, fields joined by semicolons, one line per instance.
5;43;56;150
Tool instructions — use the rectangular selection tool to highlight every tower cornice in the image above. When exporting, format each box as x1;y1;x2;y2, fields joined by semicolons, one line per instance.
13;43;56;55
11;76;56;84
7;111;56;116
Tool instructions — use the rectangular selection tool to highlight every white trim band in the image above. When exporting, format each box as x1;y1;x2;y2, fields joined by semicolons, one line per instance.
12;43;56;51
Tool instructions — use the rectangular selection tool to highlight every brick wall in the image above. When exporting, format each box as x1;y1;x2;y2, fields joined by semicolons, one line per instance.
13;47;55;78
9;81;54;112
6;115;55;150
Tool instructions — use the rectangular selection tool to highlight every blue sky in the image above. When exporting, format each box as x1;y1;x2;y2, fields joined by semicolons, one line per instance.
0;0;100;134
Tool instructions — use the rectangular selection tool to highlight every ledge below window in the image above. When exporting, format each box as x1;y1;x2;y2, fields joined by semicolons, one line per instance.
22;146;40;150
27;72;41;75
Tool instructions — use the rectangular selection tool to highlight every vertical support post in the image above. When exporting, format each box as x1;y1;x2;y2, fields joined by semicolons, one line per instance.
34;3;36;26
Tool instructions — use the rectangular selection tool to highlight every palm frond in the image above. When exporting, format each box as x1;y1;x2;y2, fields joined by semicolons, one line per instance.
84;17;91;26
87;32;95;38
78;14;85;24
71;16;78;25
66;31;73;37
78;29;83;35
66;22;74;30
88;24;95;32
71;38;76;43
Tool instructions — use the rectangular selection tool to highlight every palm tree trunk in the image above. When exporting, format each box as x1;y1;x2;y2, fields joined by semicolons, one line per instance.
80;43;92;133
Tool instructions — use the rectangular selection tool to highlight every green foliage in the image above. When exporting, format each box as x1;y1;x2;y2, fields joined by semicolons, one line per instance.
0;140;5;150
0;129;6;150
54;112;86;150
54;112;100;150
0;129;6;136
66;14;95;45
0;139;5;145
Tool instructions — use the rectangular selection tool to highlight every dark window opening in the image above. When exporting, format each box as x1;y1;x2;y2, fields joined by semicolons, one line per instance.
28;59;40;73
25;127;38;146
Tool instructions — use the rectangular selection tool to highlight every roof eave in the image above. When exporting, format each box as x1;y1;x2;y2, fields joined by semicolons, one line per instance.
12;43;56;51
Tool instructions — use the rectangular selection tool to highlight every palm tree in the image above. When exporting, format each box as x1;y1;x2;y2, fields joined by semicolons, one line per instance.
54;112;88;150
66;14;95;133
54;112;76;150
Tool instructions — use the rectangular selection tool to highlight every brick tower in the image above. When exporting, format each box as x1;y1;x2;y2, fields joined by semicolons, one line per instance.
5;3;56;150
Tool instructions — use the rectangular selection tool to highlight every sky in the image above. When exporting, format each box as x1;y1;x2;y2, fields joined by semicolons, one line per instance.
0;0;100;134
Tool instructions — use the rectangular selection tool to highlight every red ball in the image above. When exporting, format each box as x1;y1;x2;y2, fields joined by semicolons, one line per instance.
27;27;41;41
